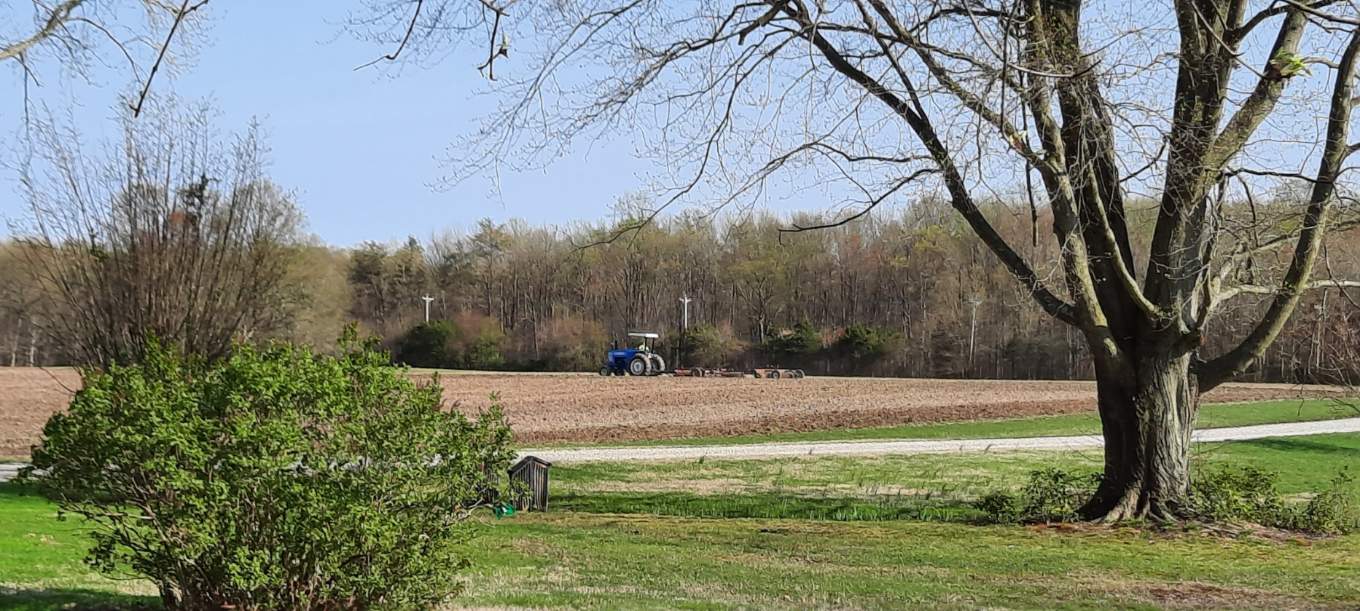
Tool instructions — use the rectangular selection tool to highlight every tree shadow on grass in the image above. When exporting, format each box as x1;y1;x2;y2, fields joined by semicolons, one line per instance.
0;588;158;611
1236;436;1360;458
555;492;984;523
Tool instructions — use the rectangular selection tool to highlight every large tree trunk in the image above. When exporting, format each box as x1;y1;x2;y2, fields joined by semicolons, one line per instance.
1083;351;1200;522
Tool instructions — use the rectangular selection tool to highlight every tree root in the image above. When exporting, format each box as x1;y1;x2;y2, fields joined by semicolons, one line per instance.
1080;484;1188;524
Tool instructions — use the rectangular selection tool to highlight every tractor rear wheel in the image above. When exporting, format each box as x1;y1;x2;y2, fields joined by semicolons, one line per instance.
648;354;666;375
628;356;649;376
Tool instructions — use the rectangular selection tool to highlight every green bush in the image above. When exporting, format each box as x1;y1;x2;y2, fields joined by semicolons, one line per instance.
975;468;1099;524
835;324;897;362
1289;469;1360;535
1188;465;1360;534
1017;468;1099;522
463;333;506;369
974;491;1022;523
22;336;514;609
762;321;822;360
977;465;1360;533
678;324;738;368
396;320;457;368
1187;466;1287;525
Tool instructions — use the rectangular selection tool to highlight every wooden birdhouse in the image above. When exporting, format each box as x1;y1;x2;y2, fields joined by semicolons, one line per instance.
508;455;551;511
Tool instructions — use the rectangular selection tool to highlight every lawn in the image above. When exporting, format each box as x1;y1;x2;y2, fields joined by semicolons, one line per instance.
452;514;1360;609
531;399;1359;448
546;433;1360;521
3;433;1358;609
0;484;156;610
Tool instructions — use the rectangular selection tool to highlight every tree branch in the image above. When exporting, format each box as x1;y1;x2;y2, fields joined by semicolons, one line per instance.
0;0;87;62
1210;279;1360;311
782;3;1079;327
129;0;210;118
355;0;425;70
1199;25;1360;391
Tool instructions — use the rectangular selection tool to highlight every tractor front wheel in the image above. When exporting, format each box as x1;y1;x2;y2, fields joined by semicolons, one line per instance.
599;367;612;376
628;356;649;376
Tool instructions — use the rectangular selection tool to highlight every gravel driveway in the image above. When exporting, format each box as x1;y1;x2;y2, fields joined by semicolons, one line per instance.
5;418;1358;481
515;417;1360;463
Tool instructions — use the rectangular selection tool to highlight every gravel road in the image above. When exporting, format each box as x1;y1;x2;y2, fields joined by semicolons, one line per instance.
515;417;1360;463
4;418;1357;482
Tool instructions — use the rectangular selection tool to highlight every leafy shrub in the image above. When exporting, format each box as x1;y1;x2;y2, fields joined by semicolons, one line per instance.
1017;468;1099;522
975;468;1099;523
23;336;514;609
450;312;507;370
1188;465;1360;534
396;320;457;368
976;465;1360;533
835;324;897;362
1187;466;1287;525
974;491;1022;523
1289;470;1360;535
679;324;740;368
463;333;506;369
762;321;822;361
539;315;608;371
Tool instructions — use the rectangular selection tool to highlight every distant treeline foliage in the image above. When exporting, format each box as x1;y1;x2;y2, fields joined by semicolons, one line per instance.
4;197;1358;382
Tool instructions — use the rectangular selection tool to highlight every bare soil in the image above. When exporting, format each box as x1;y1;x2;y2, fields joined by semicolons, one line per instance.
0;367;1346;457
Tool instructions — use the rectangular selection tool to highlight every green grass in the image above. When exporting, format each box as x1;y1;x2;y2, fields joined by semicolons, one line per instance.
4;434;1359;609
534;399;1359;448
546;434;1360;521
0;484;156;610
451;513;1360;609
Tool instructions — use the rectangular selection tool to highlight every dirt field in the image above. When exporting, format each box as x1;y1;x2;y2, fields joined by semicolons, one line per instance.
1;367;1347;456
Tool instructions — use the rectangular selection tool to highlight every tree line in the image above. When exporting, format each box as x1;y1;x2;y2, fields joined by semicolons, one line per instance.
7;174;1357;383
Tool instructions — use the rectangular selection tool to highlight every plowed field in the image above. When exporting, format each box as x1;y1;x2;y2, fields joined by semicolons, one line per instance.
1;367;1345;456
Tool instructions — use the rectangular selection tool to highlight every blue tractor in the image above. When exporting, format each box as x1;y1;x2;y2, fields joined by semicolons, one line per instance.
599;332;666;376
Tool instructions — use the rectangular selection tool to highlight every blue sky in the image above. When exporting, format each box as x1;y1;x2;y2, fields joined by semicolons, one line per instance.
1;1;1337;246
0;1;654;246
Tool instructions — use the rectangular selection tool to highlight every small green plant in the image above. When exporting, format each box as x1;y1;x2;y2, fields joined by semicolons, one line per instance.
1270;51;1311;77
974;491;1022;523
1188;466;1288;525
22;334;514;609
1290;469;1360;535
1017;468;1098;522
1189;465;1359;534
975;468;1098;523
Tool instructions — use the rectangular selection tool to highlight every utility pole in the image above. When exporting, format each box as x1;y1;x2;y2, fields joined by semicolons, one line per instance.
421;295;435;323
679;295;693;368
680;295;693;331
1314;290;1329;373
966;297;983;377
27;316;38;366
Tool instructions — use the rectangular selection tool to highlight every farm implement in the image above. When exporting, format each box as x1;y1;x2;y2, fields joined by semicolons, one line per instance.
599;331;804;378
671;367;805;379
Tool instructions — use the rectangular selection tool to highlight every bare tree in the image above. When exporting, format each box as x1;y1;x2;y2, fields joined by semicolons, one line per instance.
15;100;303;365
2;0;210;118
349;0;1360;522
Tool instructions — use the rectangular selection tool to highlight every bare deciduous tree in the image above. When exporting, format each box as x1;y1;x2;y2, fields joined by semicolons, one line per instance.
2;0;209;117
16;101;303;365
350;0;1360;522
